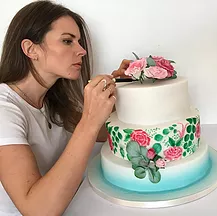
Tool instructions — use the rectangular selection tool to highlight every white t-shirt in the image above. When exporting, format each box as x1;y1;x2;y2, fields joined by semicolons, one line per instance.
0;83;72;215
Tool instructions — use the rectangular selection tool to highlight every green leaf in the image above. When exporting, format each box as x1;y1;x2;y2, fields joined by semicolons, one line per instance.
187;125;192;133
132;52;140;60
169;60;176;63
108;126;113;134
184;142;188;149
148;167;161;183
186;118;193;124
132;163;137;170
134;167;147;179
163;129;170;135
123;129;133;134
126;141;141;158
153;155;162;163
184;134;190;142
169;137;176;146
105;121;110;129
114;148;117;154
192;125;196;133
154;134;163;142
148;161;157;170
169;127;174;130
190;133;194;141
114;126;119;132
147;56;156;67
127;154;131;161
124;134;131;142
193;118;197;124
183;151;187;157
153;143;162;154
112;131;116;136
115;136;119;143
131;156;143;166
118;132;123;139
140;146;148;158
176;138;183;146
139;159;149;168
120;147;125;158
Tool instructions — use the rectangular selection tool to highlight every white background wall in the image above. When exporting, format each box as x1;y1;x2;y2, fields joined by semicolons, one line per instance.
0;0;217;124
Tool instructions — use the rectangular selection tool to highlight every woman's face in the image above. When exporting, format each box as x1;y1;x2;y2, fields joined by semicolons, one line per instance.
36;16;87;82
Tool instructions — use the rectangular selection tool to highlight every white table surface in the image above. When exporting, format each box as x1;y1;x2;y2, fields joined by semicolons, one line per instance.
63;124;217;216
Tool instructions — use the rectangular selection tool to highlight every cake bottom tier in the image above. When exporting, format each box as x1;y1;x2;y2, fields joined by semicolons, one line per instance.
101;141;211;192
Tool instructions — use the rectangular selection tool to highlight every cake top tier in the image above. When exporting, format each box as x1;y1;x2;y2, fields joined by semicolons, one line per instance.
115;76;191;125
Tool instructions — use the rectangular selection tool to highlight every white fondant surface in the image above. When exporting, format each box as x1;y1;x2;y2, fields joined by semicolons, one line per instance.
115;77;191;125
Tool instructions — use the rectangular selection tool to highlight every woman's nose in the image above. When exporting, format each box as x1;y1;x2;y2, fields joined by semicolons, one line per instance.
76;43;87;57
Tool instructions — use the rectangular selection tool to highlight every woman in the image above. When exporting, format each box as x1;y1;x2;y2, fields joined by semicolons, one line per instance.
0;1;130;215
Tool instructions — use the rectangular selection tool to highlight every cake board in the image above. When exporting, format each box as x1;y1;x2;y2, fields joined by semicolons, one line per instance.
87;147;217;209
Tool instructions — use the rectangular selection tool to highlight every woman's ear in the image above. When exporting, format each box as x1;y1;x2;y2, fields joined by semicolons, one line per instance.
21;39;38;60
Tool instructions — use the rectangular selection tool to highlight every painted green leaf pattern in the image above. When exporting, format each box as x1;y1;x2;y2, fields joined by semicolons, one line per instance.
148;168;161;183
134;167;147;179
154;134;163;141
153;143;162;154
106;114;200;165
120;147;125;158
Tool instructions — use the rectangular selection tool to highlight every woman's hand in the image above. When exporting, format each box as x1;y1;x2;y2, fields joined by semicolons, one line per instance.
112;59;131;78
82;75;116;130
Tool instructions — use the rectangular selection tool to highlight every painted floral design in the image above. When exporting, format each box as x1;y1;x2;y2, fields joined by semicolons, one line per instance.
105;114;201;183
164;146;183;161
156;158;166;168
147;148;156;159
195;123;200;138
106;115;200;162
130;129;150;147
107;133;113;151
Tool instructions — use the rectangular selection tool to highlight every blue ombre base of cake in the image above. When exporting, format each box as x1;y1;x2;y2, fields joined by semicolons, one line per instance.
87;147;217;208
102;158;211;192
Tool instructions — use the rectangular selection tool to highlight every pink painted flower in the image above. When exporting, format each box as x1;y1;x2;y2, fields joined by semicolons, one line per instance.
164;146;183;161
130;129;150;147
195;123;201;138
144;66;168;79
152;56;164;62
124;58;147;78
154;58;174;77
107;133;113;150
156;158;166;168
147;148;156;159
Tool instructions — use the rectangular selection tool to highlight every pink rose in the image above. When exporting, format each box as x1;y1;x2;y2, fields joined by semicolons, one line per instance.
156;158;166;168
152;56;164;62
196;123;200;138
107;133;113;150
144;66;168;79
147;148;156;159
124;58;147;77
130;129;150;147
155;58;174;77
164;146;183;161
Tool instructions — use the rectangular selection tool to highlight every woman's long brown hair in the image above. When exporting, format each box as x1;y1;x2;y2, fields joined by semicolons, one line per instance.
0;0;92;132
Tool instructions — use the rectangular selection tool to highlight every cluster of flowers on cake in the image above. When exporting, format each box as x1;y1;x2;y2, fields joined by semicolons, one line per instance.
125;129;185;183
124;52;177;83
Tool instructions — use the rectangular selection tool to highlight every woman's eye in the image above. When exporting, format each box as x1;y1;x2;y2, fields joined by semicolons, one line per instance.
63;39;73;45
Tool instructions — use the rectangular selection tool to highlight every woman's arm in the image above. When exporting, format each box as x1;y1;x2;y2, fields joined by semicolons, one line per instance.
0;75;116;216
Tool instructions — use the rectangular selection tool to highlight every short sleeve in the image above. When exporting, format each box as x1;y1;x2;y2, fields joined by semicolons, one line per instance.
0;101;29;146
